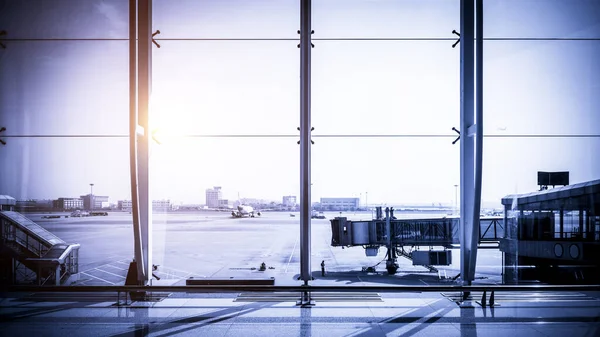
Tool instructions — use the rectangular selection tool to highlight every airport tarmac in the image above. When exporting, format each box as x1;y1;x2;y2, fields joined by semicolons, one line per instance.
25;211;503;286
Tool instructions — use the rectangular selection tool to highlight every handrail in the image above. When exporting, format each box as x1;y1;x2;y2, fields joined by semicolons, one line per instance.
0;211;65;247
57;243;80;263
2;284;600;294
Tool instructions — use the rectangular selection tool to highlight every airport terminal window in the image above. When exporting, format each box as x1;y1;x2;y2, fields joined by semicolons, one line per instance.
150;3;301;282
0;0;599;288
485;0;600;284
0;0;131;286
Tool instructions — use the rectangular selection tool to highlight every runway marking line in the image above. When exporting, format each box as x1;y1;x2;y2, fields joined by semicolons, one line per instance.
81;272;116;285
95;268;126;279
104;264;128;272
285;238;298;273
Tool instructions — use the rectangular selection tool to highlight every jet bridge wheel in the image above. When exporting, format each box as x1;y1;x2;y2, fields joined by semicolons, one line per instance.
386;266;398;275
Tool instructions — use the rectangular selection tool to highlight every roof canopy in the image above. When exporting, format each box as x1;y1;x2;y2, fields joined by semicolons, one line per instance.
502;179;600;212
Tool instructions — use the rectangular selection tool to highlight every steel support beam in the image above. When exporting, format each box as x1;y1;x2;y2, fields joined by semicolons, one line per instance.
129;0;152;283
459;0;478;285
299;0;312;284
137;0;153;283
469;0;484;282
129;0;145;281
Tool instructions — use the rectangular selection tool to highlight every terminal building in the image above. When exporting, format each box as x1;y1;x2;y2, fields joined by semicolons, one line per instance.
152;199;172;212
500;179;600;284
282;196;297;207
205;186;222;208
118;200;173;212
320;198;360;211
53;198;84;210
80;194;109;210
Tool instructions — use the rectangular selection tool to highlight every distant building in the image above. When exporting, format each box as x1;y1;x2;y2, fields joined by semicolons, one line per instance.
118;200;172;211
152;199;172;212
16;199;54;212
54;198;84;210
81;194;109;210
205;186;222;208
217;199;231;208
320;198;360;211
34;199;54;210
282;196;297;207
118;200;133;211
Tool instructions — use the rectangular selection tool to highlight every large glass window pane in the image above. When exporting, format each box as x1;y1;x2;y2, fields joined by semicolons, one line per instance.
483;137;600;206
153;0;299;38
150;138;300;279
0;0;129;39
485;0;600;38
313;0;459;38
0;138;131;285
485;41;600;135
313;138;459;205
0;42;129;135
313;41;459;135
0;1;130;286
152;41;298;135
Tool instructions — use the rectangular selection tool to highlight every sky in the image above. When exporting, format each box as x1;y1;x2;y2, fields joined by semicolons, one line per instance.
0;0;599;207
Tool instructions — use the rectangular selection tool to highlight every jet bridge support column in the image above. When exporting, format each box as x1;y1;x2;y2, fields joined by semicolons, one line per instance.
299;0;313;285
129;0;152;284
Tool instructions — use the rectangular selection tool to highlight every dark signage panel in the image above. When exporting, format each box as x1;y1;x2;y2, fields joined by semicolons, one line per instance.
538;171;550;186
538;171;569;187
549;171;569;186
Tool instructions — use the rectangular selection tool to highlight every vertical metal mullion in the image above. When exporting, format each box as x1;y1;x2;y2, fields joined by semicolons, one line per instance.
129;0;145;281
468;0;484;283
459;0;475;285
137;0;152;282
299;0;312;284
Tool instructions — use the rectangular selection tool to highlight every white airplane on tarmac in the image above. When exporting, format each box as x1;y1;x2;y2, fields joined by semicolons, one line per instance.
231;204;261;218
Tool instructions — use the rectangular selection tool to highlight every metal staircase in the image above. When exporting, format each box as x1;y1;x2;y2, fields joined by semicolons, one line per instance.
0;211;80;285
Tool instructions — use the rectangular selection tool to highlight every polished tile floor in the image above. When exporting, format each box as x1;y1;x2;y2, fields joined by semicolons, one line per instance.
1;290;599;337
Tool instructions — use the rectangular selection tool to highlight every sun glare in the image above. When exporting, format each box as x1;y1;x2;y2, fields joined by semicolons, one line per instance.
149;94;198;146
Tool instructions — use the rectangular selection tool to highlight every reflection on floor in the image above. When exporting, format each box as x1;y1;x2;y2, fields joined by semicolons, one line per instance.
1;290;598;336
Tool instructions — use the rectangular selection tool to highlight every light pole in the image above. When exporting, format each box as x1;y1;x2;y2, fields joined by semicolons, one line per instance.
90;183;94;212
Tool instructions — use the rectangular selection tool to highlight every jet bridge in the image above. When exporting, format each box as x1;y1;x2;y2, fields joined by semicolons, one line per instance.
330;207;504;274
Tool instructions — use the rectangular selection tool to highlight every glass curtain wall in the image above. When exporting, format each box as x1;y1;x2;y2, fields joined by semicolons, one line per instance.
1;0;598;286
0;0;131;285
484;0;600;284
150;1;301;281
312;0;465;279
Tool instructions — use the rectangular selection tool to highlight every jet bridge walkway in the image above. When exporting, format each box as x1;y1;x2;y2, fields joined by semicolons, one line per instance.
0;211;79;285
330;210;504;274
331;216;504;248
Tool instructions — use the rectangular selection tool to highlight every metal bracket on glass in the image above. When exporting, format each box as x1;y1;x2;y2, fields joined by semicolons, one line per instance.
297;30;315;48
452;30;460;48
152;30;161;48
0;127;6;145
297;126;314;145
452;127;460;144
0;30;6;49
